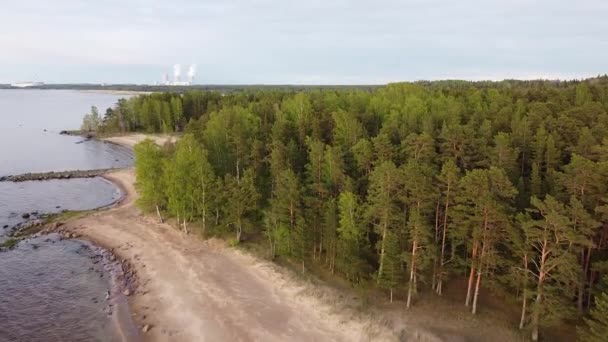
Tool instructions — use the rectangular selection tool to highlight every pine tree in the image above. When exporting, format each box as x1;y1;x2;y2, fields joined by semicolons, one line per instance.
401;160;436;308
272;169;307;270
304;138;327;260
435;159;460;295
336;191;366;282
377;229;402;302
321;198;337;271
524;196;583;341
366;161;401;284
578;281;608;342
455;167;516;314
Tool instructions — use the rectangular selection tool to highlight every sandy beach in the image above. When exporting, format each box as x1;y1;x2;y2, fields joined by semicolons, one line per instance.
61;135;404;342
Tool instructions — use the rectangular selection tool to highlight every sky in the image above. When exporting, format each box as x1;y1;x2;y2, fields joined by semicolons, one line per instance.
1;0;607;84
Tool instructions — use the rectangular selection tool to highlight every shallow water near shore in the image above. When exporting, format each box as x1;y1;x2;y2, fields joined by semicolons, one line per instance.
0;89;137;341
0;234;135;342
0;177;122;241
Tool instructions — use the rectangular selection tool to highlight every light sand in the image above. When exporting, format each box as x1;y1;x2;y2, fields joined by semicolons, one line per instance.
104;134;176;148
65;168;402;341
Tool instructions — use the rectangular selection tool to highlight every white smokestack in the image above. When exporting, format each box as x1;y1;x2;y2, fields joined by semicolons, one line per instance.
173;64;181;82
187;64;197;83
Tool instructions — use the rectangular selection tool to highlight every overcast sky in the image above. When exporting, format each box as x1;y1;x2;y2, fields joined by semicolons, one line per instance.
1;0;607;84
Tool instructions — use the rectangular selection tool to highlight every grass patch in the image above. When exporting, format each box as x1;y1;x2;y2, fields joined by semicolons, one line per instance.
1;238;19;250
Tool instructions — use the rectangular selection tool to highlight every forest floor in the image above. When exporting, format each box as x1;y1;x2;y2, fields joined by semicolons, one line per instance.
60;134;536;341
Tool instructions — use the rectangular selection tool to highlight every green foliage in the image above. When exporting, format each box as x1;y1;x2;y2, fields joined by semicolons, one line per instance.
336;191;367;282
578;286;608;341
223;169;259;242
81;106;101;132
123;78;608;335
1;238;19;250
134;139;166;211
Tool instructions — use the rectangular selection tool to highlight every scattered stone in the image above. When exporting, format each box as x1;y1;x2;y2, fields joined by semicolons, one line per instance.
123;288;131;296
142;324;151;333
0;168;116;182
55;205;61;209
2;225;8;228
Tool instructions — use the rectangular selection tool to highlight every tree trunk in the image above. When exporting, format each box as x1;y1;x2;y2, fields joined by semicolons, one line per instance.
579;247;593;313
587;271;596;310
236;219;242;242
471;212;488;313
472;257;483;314
390;288;393;303
377;222;388;284
437;186;451;295
407;239;417;308
236;158;240;183
201;187;206;236
432;201;440;291
531;282;543;341
519;253;528;330
519;288;527;329
156;205;163;223
531;238;547;341
465;240;478;307
578;249;585;314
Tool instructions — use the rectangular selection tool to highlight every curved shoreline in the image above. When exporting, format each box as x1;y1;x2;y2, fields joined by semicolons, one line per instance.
57;135;410;342
6;133;521;342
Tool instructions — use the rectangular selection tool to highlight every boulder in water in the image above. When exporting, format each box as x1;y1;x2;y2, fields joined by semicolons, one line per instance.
22;213;30;219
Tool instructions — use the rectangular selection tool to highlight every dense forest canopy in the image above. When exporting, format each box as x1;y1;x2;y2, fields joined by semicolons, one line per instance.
94;77;608;341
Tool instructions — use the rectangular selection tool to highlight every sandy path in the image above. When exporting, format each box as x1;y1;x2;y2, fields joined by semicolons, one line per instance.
66;167;394;342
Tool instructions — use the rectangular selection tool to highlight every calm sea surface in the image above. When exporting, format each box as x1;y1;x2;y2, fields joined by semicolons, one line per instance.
0;89;132;176
0;89;136;341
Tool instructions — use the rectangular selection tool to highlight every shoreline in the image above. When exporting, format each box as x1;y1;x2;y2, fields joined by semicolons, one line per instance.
3;133;523;341
61;168;402;341
56;135;408;341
